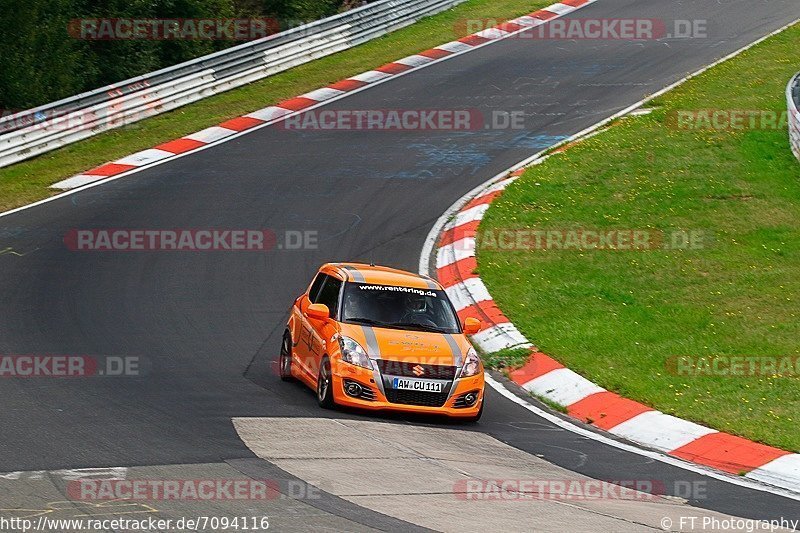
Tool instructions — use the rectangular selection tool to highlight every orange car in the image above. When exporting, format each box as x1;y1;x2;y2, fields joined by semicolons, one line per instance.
280;263;485;421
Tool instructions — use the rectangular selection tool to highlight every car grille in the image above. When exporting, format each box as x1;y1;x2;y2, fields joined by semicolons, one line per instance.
384;389;449;407
375;359;457;380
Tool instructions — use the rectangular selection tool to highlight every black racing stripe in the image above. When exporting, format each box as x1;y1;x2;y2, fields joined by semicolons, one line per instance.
421;277;439;290
443;333;462;367
342;265;365;283
361;325;381;358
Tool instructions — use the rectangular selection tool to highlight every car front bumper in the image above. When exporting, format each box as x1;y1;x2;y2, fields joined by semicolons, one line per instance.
331;362;484;418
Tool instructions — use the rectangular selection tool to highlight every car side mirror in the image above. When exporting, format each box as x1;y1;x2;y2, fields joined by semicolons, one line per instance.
463;317;481;335
306;303;330;321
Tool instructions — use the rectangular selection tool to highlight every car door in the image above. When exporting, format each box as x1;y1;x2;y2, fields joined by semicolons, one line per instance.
297;273;342;378
294;273;326;379
306;274;343;377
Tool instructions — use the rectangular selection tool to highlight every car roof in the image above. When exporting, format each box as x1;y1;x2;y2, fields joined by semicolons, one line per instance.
323;263;441;290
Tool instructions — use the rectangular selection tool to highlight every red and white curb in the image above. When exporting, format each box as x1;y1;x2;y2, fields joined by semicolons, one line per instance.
429;169;800;495
50;0;598;190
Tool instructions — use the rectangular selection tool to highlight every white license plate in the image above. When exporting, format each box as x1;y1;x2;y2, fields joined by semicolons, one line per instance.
392;377;443;393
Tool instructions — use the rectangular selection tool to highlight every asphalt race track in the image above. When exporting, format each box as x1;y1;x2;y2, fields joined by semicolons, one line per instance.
0;0;798;528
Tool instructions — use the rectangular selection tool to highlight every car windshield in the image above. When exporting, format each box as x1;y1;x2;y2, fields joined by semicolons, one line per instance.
341;282;461;334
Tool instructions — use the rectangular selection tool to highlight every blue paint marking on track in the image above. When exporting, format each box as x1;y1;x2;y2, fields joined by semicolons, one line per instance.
390;133;569;179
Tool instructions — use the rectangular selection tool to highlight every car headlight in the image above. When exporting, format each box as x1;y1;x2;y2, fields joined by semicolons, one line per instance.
339;336;373;370
460;347;482;377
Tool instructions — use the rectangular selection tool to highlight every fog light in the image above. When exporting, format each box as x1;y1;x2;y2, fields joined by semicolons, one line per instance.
345;381;363;397
453;390;481;408
463;392;477;406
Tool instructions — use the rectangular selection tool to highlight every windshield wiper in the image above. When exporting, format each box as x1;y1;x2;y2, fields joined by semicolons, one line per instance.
346;318;451;334
390;322;451;334
345;317;391;327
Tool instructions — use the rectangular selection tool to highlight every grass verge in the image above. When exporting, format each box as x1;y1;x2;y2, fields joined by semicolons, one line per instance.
0;0;551;212
481;347;532;371
478;24;800;451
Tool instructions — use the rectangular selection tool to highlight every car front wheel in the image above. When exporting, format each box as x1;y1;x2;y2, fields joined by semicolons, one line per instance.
279;331;294;382
317;356;335;409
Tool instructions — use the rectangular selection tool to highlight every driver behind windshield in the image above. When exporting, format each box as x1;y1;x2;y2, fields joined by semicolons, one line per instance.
341;283;460;334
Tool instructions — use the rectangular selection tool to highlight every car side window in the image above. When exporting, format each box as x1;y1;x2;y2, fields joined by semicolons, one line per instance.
308;274;326;302
315;275;343;317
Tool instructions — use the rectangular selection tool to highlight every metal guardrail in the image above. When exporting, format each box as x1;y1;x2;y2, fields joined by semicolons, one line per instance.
788;72;800;162
0;0;466;168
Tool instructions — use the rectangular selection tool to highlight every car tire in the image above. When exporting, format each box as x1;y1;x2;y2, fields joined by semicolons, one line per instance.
316;356;335;409
279;331;294;382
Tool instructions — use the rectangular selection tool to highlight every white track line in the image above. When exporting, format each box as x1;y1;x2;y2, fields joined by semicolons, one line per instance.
484;375;800;502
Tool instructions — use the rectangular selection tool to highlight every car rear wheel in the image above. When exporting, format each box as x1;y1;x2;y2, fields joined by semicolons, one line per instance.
317;356;335;409
279;331;294;382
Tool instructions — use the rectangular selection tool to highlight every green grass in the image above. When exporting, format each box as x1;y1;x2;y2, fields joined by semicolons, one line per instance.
478;24;800;451
481;347;532;371
0;0;551;212
537;395;568;414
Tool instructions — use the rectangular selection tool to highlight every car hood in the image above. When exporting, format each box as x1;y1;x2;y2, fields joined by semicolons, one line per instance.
339;323;471;367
